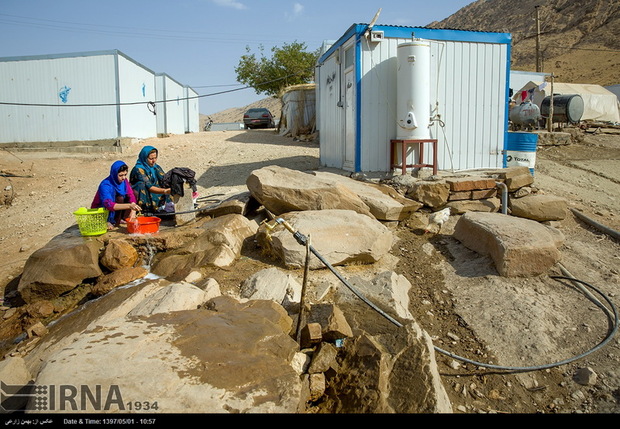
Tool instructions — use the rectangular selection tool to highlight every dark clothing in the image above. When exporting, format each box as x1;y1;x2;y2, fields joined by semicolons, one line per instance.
162;167;197;197
112;194;132;226
130;146;171;213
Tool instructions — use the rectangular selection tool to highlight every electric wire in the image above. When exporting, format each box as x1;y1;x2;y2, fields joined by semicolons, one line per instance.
0;67;316;108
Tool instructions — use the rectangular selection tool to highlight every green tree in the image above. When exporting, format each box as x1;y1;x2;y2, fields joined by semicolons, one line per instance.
235;41;318;97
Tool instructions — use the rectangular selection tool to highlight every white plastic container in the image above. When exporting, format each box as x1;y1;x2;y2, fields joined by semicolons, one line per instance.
396;40;431;140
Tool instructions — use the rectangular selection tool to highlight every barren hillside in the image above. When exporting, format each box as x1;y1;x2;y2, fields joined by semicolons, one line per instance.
428;0;620;86
200;97;282;129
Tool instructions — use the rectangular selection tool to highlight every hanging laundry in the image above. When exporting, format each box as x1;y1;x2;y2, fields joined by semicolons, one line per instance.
162;167;198;197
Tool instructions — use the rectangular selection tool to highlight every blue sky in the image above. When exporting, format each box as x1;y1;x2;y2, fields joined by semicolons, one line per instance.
0;0;474;115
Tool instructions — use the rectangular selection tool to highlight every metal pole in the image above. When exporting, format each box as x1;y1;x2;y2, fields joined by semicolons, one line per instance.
547;74;555;132
535;6;542;72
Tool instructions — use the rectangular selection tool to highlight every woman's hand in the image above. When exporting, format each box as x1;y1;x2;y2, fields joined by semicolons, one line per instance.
129;203;142;212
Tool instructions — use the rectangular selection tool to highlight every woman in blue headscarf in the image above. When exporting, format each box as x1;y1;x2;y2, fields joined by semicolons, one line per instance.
130;146;172;214
91;160;141;229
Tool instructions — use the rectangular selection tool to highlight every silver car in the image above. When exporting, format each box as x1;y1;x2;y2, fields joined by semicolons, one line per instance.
243;108;275;129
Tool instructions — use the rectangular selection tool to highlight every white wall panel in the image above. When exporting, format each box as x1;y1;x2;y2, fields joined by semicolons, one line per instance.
117;54;157;139
0;54;117;143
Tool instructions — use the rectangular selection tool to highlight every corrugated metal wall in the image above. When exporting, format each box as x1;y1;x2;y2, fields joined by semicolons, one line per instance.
317;25;511;173
155;73;186;136
0;50;197;147
184;86;200;133
317;54;344;168
117;54;157;139
0;53;118;144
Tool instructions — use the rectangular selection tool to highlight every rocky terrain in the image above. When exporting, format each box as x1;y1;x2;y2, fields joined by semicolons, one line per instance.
1;0;619;416
429;0;620;86
0;124;619;414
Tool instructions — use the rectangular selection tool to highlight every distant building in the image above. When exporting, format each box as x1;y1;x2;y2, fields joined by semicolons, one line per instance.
315;24;512;173
0;50;199;151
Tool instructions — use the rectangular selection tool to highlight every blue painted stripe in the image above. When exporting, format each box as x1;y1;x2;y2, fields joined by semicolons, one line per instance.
318;24;512;65
503;40;512;167
375;25;512;45
355;32;363;172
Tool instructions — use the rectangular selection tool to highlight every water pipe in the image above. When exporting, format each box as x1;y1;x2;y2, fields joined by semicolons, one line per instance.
496;181;508;215
268;214;619;373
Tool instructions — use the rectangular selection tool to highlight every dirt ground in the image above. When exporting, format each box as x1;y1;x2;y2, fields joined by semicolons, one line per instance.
1;126;619;414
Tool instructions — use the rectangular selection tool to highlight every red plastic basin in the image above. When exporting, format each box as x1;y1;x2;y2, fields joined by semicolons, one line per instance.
126;216;161;234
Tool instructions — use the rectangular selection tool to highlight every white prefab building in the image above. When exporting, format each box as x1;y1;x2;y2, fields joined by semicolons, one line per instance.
0;50;199;149
155;73;189;136
184;86;200;134
316;24;512;173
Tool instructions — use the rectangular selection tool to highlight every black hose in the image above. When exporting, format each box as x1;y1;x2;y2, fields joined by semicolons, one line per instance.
570;208;620;241
285;226;404;328
144;194;225;218
270;214;618;373
432;275;618;373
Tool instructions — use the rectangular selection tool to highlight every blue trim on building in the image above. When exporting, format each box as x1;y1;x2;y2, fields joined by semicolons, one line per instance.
318;24;512;65
374;25;512;45
503;41;512;168
355;32;363;172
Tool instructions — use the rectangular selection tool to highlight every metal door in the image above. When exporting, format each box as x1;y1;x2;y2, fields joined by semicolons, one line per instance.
344;70;356;170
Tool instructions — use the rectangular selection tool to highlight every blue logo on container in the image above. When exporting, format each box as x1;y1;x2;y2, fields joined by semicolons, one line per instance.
59;86;71;103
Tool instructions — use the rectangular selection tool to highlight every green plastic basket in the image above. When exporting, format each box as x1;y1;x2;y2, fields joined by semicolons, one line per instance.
73;207;109;236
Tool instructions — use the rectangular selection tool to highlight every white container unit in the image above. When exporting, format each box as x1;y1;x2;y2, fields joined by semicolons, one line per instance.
184;86;200;133
155;73;186;136
316;25;512;173
0;50;157;147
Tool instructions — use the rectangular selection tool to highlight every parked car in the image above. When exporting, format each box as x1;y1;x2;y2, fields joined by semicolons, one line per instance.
243;108;275;129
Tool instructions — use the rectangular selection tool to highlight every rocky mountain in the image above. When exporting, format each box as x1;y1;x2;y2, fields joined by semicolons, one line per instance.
203;1;618;122
428;0;620;86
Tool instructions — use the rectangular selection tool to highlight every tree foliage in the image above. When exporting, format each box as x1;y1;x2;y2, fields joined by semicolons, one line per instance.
235;41;319;97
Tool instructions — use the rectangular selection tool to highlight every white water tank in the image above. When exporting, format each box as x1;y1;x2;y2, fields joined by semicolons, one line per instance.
396;40;431;140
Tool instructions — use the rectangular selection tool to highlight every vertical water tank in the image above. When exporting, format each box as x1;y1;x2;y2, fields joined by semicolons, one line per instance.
396;40;431;140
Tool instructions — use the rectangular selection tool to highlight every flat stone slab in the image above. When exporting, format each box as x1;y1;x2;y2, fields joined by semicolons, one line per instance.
453;212;564;277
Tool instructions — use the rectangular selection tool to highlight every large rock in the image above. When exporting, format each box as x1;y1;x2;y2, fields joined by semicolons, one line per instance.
152;214;258;278
446;197;501;214
240;267;302;311
24;281;304;414
343;271;413;321
200;191;259;218
127;282;210;317
17;236;103;303
257;209;394;269
312;171;422;221
453;212;564;277
509;194;568;221
100;239;139;271
246;166;374;218
406;181;450;208
324;324;453;413
91;266;149;297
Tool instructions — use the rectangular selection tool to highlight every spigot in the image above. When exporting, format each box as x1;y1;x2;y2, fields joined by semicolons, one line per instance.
260;219;279;242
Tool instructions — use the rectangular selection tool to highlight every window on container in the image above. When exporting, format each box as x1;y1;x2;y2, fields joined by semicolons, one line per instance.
344;46;354;69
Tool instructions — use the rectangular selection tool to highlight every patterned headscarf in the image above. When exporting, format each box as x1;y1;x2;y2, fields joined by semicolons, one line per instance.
136;145;159;179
